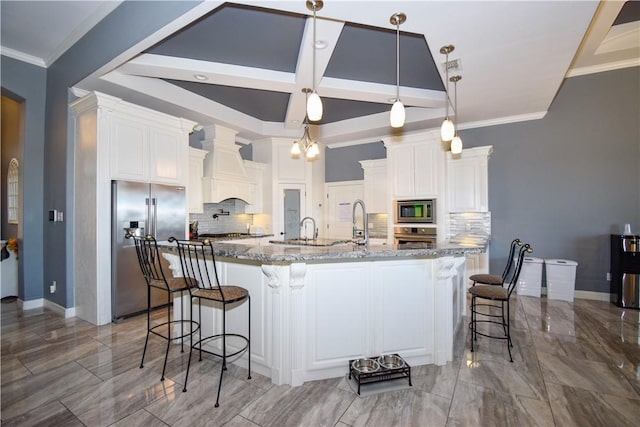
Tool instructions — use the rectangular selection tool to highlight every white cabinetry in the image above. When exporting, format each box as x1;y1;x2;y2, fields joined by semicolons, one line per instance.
447;146;492;212
359;159;387;213
187;147;207;213
109;106;191;185
386;133;442;199
244;161;267;214
70;91;195;325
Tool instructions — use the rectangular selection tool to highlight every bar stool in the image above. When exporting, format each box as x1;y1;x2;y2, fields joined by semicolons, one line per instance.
171;238;251;408
470;238;522;286
127;233;200;391
469;243;532;362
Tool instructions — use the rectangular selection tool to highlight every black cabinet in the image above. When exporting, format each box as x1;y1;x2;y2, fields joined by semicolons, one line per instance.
611;234;640;309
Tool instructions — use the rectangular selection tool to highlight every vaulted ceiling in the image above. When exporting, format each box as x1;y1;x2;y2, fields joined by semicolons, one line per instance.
2;1;639;146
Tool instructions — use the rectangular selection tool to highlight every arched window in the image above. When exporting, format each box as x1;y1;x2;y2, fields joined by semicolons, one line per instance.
7;158;19;224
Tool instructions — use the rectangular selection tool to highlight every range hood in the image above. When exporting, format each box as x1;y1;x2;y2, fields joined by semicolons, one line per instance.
201;125;256;205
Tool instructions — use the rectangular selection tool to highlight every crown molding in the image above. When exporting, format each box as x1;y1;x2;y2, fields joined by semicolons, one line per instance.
566;58;640;78
0;47;46;68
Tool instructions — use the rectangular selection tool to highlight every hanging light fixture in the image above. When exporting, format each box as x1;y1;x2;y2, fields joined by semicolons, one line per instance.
306;0;323;122
292;88;320;160
450;75;463;154
440;45;455;141
389;12;406;128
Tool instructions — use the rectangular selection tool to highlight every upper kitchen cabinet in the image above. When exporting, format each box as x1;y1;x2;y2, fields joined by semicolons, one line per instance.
104;97;194;185
384;131;443;200
446;146;493;212
359;159;388;214
187;147;207;213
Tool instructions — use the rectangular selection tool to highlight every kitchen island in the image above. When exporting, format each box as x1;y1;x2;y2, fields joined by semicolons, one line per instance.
161;239;485;387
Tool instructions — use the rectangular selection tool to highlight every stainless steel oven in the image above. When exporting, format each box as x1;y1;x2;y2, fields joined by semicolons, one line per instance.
394;226;437;247
394;199;435;224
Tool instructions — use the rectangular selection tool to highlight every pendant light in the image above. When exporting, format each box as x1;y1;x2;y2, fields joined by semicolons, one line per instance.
440;45;455;141
389;12;406;128
306;0;323;122
450;75;463;154
292;88;320;160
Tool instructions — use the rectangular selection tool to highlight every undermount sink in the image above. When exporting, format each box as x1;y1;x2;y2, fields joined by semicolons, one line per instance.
268;238;353;247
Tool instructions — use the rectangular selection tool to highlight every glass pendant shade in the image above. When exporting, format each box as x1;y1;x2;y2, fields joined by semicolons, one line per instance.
307;91;323;122
390;100;405;128
441;118;455;141
451;135;463;154
291;141;302;157
307;142;319;159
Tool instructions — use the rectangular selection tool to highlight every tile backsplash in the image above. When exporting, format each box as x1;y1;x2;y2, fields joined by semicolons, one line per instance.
190;200;255;234
449;212;491;238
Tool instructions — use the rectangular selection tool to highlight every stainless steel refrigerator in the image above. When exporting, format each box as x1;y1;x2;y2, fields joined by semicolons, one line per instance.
111;180;186;321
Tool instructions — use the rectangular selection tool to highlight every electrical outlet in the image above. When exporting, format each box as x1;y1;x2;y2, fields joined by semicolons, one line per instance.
50;281;56;293
606;272;611;281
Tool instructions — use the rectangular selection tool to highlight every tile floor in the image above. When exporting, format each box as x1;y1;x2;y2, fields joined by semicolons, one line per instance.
1;294;638;426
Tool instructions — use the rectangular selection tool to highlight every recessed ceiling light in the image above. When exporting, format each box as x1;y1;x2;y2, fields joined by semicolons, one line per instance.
315;40;328;50
194;74;208;81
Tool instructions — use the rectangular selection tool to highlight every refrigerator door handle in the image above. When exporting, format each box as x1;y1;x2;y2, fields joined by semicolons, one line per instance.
151;197;158;237
146;197;152;237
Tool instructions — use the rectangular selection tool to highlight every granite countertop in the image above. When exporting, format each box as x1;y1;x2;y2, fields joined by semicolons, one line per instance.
159;239;487;264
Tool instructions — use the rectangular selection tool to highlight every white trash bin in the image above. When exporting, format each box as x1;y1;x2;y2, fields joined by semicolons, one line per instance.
545;259;578;302
516;257;544;297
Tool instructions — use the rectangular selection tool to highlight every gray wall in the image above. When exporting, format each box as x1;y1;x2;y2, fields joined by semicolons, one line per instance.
325;141;387;182
0;57;46;301
462;66;640;293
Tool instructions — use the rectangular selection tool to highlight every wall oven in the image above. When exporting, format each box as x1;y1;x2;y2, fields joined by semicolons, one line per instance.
394;226;437;247
394;199;435;224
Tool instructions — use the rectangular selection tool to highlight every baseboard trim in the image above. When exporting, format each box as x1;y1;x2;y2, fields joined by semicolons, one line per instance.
540;288;612;302
18;298;44;310
17;298;76;317
43;299;76;318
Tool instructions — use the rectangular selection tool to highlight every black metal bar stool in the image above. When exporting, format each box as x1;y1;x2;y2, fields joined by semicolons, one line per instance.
127;233;200;391
470;238;522;286
468;243;532;362
171;238;251;408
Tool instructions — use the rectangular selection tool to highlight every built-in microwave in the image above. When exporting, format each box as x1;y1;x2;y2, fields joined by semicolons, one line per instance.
394;199;435;223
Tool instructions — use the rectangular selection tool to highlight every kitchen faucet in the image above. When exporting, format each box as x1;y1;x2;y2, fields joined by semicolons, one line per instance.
300;216;318;241
352;199;369;245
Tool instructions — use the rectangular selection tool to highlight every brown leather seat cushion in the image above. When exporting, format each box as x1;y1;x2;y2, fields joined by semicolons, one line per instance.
468;284;507;300
469;273;503;286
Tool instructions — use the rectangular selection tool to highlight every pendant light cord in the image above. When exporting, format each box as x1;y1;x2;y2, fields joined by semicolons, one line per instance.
396;20;400;101
312;7;317;94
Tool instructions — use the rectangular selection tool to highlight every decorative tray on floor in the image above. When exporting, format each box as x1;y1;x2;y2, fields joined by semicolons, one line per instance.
348;354;412;395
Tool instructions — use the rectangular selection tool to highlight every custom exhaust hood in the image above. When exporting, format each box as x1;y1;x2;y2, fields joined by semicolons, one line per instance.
201;125;257;205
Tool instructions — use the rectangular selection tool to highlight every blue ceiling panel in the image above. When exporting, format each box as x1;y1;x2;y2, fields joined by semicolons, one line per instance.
165;79;290;122
146;4;305;73
324;23;444;91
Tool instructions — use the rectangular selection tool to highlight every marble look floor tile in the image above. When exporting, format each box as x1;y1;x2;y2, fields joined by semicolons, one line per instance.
530;329;612;363
1;398;85;427
76;336;174;381
1;331;49;356
457;356;545;400
145;366;267;427
446;379;554;427
537;351;639;399
15;333;111;375
0;355;32;385
546;382;639;427
410;360;460;399
0;361;102;420
110;409;170;427
241;381;354;427
222;415;261;427
340;388;450;427
60;363;178;426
